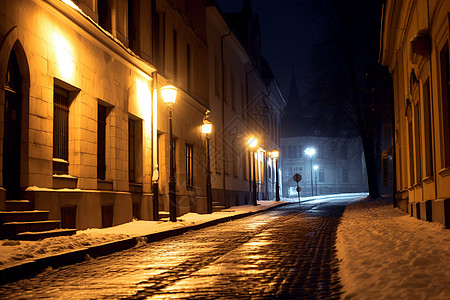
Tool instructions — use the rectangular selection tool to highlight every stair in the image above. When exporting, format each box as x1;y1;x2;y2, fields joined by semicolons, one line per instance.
158;211;171;222
0;199;76;240
212;202;225;212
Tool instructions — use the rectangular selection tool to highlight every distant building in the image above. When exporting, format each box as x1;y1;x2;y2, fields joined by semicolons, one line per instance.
380;0;450;226
281;72;368;197
280;136;367;197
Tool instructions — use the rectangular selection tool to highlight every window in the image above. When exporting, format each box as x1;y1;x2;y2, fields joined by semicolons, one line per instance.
152;11;161;68
186;44;191;90
128;118;142;183
128;0;140;54
319;169;325;182
173;30;177;82
129;119;136;182
53;86;70;174
408;118;415;186
98;0;111;32
423;79;433;176
152;9;165;71
97;104;107;180
440;41;450;166
414;102;422;183
288;145;297;159
343;169;348;183
186;144;193;187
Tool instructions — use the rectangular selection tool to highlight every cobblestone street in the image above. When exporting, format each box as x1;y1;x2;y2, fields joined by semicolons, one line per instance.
0;196;359;299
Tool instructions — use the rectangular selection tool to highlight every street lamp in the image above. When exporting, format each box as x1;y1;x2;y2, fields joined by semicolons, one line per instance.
270;149;280;201
313;165;318;196
304;147;316;197
161;85;177;222
248;137;258;206
202;115;212;214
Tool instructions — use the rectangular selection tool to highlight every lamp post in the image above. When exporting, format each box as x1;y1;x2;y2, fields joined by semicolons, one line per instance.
304;147;316;197
271;149;280;201
248;137;258;206
161;85;177;222
313;165;318;196
202;115;212;214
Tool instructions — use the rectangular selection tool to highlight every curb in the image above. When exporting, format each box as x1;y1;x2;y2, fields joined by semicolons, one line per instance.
0;202;288;285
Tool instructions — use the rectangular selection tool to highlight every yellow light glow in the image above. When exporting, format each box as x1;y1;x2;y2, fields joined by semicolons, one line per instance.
60;0;81;12
136;78;151;126
161;85;177;105
202;120;212;134
54;33;74;80
248;137;257;148
271;149;279;159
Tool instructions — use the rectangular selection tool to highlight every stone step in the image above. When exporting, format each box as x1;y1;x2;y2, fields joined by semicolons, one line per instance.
0;210;49;224
213;205;225;212
1;220;61;237
16;228;77;241
158;211;171;222
5;200;32;211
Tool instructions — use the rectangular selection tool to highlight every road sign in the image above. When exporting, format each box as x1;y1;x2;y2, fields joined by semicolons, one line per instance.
297;187;302;192
293;174;302;183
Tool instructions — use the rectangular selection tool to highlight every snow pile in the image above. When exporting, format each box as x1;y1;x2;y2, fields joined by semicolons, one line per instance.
337;197;450;300
0;201;282;270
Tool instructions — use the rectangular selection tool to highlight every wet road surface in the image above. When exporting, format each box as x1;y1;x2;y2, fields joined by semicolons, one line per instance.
0;195;360;299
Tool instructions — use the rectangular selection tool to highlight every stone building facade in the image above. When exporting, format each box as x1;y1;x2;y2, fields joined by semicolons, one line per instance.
206;2;285;207
0;0;284;232
380;0;450;226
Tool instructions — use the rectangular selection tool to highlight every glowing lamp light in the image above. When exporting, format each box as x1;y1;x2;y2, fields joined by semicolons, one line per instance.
54;33;74;80
313;165;319;171
304;147;316;157
202;119;212;135
271;149;279;159
161;85;177;106
248;137;257;148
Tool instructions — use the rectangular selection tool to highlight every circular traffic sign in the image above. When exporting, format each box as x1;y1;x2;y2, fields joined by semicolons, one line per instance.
297;187;302;192
293;173;302;182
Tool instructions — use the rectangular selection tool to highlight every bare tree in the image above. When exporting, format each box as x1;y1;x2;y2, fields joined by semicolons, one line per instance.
301;0;392;199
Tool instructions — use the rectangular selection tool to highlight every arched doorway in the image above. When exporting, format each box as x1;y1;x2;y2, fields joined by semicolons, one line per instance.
4;50;22;199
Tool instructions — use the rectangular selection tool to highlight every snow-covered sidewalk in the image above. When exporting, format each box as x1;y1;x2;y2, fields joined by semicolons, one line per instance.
0;201;285;272
337;197;450;300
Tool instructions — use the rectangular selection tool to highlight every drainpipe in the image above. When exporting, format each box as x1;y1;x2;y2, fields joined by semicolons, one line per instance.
151;72;159;220
245;65;257;196
221;29;232;207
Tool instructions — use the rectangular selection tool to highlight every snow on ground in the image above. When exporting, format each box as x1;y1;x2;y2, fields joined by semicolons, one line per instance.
337;196;450;300
0;201;282;270
3;194;450;300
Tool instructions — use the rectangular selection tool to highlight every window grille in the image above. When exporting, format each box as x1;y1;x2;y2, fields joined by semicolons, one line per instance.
53;86;70;174
98;104;107;180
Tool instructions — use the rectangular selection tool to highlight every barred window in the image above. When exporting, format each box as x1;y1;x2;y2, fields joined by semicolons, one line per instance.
97;104;107;180
129;118;136;182
186;144;193;187
53;86;70;174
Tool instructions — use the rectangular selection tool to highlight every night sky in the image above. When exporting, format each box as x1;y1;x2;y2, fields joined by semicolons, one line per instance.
214;0;322;103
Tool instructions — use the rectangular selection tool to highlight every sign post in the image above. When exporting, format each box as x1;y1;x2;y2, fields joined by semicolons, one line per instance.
293;174;302;203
